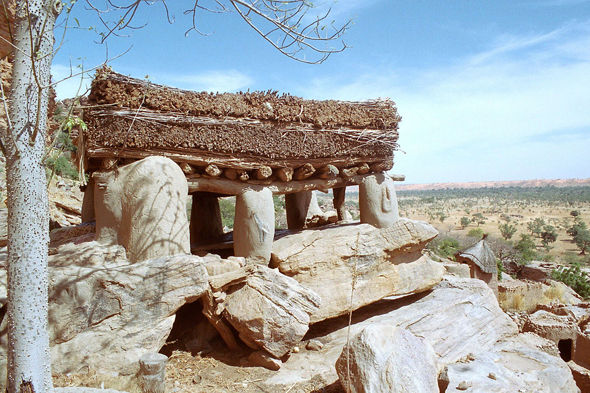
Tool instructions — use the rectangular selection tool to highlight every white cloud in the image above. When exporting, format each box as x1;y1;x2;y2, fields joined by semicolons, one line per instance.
296;20;590;182
156;70;253;93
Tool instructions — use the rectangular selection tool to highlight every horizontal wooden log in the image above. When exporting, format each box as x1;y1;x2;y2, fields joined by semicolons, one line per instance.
370;160;393;172
224;168;238;180
341;166;359;179
293;163;315;181
178;162;195;175
357;162;370;175
254;166;272;180
317;164;339;179
205;164;222;177
237;170;249;182
187;173;404;195
276;167;293;182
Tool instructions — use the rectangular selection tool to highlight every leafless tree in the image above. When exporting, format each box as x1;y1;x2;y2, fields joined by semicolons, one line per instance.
85;0;351;64
0;1;350;392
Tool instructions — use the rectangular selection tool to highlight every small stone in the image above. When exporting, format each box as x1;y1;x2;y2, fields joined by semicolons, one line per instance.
248;351;282;371
457;380;471;390
306;339;324;351
192;375;202;384
292;346;300;353
488;372;497;380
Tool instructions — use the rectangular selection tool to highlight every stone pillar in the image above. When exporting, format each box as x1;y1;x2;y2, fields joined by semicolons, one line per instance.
93;156;190;263
359;173;399;228
285;191;312;229
333;187;346;221
190;192;223;245
139;353;168;393
234;187;275;265
81;176;95;223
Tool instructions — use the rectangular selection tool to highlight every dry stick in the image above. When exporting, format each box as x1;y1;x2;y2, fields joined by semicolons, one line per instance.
345;232;361;391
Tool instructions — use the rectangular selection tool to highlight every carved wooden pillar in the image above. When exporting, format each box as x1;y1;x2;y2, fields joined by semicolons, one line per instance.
333;186;346;221
285;191;313;229
190;192;224;245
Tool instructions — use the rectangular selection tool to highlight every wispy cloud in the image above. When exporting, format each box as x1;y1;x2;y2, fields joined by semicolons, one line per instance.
154;70;253;93
297;20;590;182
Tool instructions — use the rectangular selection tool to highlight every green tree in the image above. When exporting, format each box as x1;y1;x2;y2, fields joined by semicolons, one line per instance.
567;219;587;239
515;234;537;264
540;224;558;251
460;216;471;229
527;218;546;237
472;213;487;227
499;223;517;241
575;228;590;255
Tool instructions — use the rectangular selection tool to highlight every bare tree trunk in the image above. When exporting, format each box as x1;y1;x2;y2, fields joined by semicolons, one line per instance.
3;1;61;392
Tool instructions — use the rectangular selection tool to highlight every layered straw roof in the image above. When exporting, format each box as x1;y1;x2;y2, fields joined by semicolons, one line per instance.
82;67;401;170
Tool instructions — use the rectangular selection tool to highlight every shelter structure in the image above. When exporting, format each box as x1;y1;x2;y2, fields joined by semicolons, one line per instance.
79;67;404;264
455;235;499;296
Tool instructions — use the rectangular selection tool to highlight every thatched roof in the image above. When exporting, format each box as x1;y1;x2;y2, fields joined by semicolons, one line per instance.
81;67;401;170
455;236;497;274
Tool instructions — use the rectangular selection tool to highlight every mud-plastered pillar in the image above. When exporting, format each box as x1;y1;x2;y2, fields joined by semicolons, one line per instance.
234;187;275;265
359;173;399;228
285;190;312;230
81;175;96;223
190;192;224;244
93;156;190;263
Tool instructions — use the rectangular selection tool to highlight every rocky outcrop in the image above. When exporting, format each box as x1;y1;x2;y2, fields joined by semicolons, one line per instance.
215;265;320;358
443;333;579;392
0;251;209;376
261;278;518;390
336;326;437;393
271;219;442;323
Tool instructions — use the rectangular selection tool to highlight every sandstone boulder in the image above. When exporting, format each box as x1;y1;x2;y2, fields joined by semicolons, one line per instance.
443;333;579;392
0;254;209;376
216;265;321;358
261;278;518;390
271;219;442;323
336;325;437;393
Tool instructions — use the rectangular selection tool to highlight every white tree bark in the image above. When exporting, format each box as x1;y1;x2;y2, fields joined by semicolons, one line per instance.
3;1;61;392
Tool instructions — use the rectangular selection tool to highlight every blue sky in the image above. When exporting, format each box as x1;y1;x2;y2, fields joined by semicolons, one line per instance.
52;0;590;184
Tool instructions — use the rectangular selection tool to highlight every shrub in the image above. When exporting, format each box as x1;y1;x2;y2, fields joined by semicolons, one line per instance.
428;236;461;259
551;263;590;299
467;228;484;239
460;217;471;229
45;154;79;180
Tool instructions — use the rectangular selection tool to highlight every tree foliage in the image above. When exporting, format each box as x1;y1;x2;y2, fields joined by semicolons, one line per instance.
460;216;471;229
552;264;590;299
472;212;487;227
515;234;537;264
499;223;517;241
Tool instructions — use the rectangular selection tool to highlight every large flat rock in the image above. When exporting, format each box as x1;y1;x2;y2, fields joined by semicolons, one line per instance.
271;219;442;323
444;333;579;392
0;252;209;376
261;278;518;390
